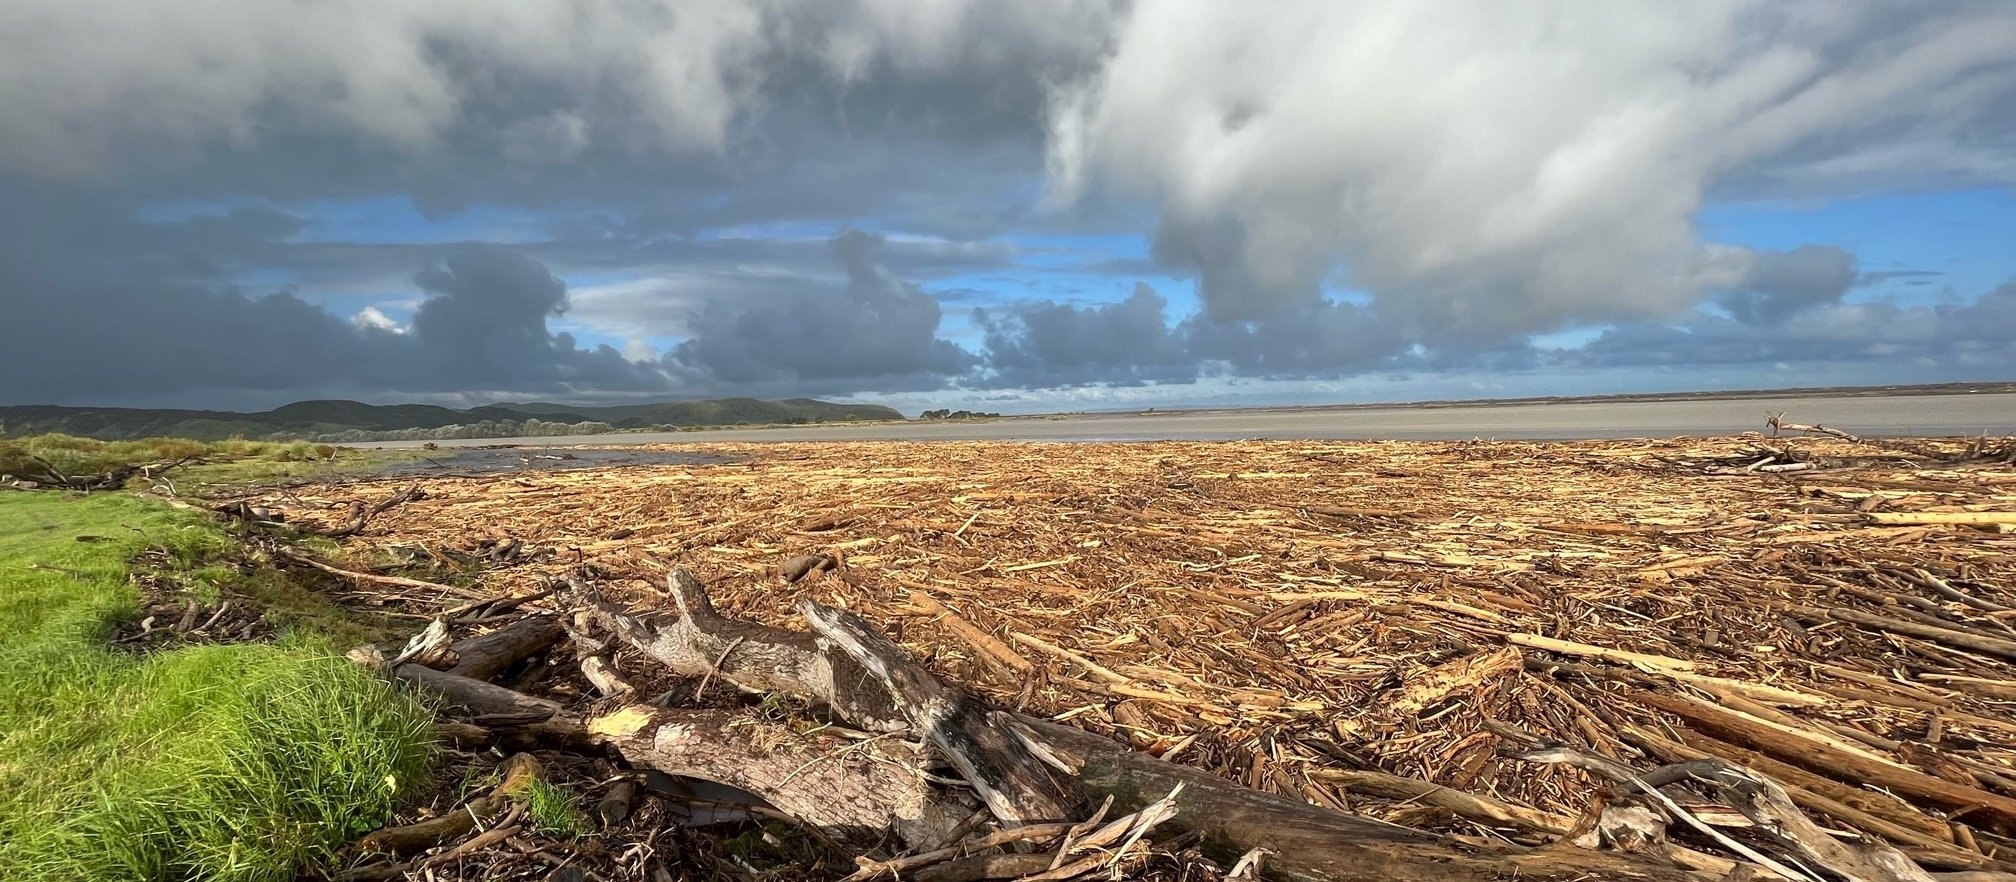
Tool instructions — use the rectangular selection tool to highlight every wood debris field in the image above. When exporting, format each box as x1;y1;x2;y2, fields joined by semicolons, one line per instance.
230;429;2016;880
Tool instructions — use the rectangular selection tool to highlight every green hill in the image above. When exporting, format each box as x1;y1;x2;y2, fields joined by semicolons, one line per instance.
483;397;906;429
0;398;906;442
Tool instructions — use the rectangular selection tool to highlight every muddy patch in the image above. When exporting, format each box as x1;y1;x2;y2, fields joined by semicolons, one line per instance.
373;446;733;478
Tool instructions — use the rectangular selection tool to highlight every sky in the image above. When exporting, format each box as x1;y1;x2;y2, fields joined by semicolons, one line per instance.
2;1;2014;416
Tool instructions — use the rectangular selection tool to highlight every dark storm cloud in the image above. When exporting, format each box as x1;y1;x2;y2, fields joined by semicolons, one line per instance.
0;180;655;402
1179;302;1410;378
1718;245;1858;325
974;283;1195;387
405;247;659;389
666;230;973;392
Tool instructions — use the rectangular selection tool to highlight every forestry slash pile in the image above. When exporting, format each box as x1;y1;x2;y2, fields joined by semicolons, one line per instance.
219;422;2016;882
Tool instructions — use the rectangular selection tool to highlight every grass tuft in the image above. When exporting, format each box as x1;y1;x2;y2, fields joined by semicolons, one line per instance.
521;779;589;839
0;492;434;882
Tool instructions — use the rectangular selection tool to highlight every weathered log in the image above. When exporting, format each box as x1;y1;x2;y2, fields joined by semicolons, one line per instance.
281;549;475;597
1791;605;2016;661
801;601;1080;823
576;571;908;729
586;704;971;848
372;651;967;850
581;656;636;697
441;614;563;680
393;663;564;720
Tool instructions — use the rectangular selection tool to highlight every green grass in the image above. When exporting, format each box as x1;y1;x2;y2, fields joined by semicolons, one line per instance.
520;779;588;838
0;491;434;882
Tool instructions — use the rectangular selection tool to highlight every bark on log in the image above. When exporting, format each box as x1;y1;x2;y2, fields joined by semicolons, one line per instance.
575;571;908;729
1023;718;1701;882
801;601;1079;823
395;663;562;718
441;614;563;680
586;705;971;848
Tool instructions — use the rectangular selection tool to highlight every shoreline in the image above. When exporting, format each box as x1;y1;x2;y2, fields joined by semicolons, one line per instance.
356;390;2016;448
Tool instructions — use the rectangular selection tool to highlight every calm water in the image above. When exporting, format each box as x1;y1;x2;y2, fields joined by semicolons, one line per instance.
361;392;2016;448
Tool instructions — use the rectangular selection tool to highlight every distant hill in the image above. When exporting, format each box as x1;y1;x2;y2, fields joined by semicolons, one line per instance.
0;398;906;442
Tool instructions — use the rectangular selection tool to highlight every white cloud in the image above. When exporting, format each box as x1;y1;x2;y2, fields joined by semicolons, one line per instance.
1047;2;2016;344
350;305;405;333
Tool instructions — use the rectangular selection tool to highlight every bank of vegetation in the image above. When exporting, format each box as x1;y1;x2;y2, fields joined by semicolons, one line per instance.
1;397;904;442
0;489;433;881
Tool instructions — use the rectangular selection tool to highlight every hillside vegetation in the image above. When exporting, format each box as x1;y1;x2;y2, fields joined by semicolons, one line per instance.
0;397;905;442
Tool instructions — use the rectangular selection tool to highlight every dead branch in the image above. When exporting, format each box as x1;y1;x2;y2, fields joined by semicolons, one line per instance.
279;548;481;598
322;484;424;538
438;613;562;680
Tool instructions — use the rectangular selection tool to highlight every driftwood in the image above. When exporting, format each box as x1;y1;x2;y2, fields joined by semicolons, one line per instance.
1636;690;2016;827
357;753;545;856
364;563;2016;882
387;655;1702;881
392;662;564;721
780;553;838;582
576;571;908;729
438;613;562;680
570;569;1702;882
259;429;2016;881
799;600;1080;823
586;705;971;848
323;484;424;538
281;549;474;597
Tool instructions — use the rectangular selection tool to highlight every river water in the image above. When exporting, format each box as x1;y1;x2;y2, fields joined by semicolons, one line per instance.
362;392;2016;448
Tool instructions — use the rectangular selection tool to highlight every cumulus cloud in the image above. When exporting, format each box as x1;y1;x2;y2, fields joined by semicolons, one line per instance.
2;1;2015;406
1048;2;2016;349
667;230;973;391
0;192;665;402
406;246;656;388
0;0;1115;177
1578;278;2016;372
351;306;404;333
1718;245;1858;324
974;283;1194;387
